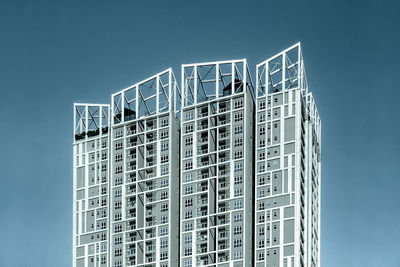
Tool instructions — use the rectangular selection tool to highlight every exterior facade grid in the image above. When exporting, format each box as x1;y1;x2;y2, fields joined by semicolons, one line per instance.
73;43;321;267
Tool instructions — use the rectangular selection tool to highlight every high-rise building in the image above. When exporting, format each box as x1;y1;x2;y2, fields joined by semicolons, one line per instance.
72;43;321;267
180;60;254;267
254;43;321;267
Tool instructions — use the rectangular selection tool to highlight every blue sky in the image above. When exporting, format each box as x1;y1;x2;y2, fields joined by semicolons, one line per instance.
0;0;399;266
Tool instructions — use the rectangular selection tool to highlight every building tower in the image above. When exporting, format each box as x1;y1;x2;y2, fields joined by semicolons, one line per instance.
73;104;111;267
109;69;181;267
72;43;321;267
179;60;254;267
253;43;321;267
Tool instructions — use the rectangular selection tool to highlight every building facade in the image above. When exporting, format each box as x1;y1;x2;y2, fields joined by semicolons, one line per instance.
254;43;321;267
72;43;321;267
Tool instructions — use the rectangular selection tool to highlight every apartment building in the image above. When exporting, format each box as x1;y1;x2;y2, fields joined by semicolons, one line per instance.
254;43;321;267
72;43;321;267
179;60;254;267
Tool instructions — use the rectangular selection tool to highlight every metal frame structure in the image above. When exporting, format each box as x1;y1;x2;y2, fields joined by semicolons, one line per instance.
112;68;181;125
182;59;254;107
74;104;110;139
256;43;307;97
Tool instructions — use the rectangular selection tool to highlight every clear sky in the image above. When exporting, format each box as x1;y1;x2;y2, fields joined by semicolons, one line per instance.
0;0;399;266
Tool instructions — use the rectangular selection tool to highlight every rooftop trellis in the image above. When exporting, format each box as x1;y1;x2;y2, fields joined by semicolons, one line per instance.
74;104;110;140
112;68;181;124
256;42;308;97
181;59;254;107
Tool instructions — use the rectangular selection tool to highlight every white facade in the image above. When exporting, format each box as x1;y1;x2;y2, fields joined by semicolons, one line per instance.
72;43;321;267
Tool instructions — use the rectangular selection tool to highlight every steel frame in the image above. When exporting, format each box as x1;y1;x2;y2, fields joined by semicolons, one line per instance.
111;69;181;125
256;42;307;97
182;59;254;108
74;103;110;137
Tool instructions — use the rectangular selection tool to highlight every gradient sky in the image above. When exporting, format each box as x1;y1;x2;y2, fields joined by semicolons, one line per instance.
1;0;399;266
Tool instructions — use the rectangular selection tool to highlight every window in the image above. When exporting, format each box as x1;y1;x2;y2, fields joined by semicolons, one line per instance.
259;126;266;135
114;260;122;267
234;112;243;122
259;226;265;235
259;138;265;147
233;226;242;235
184;247;192;256
184;173;193;183
185;111;194;121
184;222;193;232
114;224;122;233
234;188;243;197
234;175;243;184
184;161;193;170
259;164;265;173
234;200;243;209
160;239;168;248
234;138;243;147
115;142;123;150
258;252;265;261
159;227;168;236
160;251;168;260
233;250;242;260
115;129;123;138
259;151;265;160
184;198;193;207
101;164;107;172
234;162;243;172
184;210;193;219
233;238;242;247
161;166;169;175
184;259;192;267
160;178;168;187
160;131;169;140
115;165;122;174
114;189;122;198
234;150;243;159
115;236;122;245
114;201;122;210
160;191;168;200
259;101;266;110
160;215;168;224
114;248;122;257
234;99;243;109
185;124;193;133
234;125;243;134
184;234;192;244
160;203;168;212
258;214;265;223
185;149;193;158
161;155;169;163
184;186;193;195
114;213;122;221
185;136;193;146
160;118;169;127
161;142;168;151
259;113;266;122
233;212;242;222
258;189;265;198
